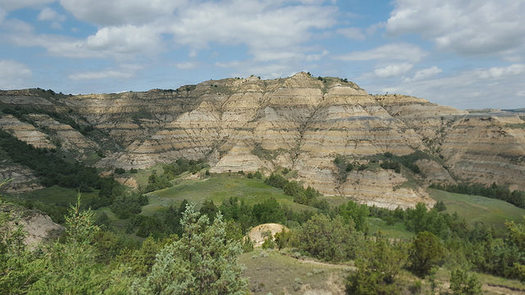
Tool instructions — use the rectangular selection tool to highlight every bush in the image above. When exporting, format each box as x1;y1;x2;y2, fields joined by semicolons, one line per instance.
380;161;401;173
346;236;408;295
114;168;125;174
409;231;444;277
450;268;482;295
110;194;148;219
296;214;357;261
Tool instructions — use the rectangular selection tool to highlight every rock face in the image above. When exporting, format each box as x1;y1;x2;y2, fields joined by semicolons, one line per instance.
248;223;289;248
1;73;524;208
0;202;63;248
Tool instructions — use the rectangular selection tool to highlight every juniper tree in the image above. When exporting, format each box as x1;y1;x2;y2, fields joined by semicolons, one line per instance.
133;203;248;295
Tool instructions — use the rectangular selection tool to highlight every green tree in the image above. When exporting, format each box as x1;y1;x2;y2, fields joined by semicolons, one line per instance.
339;200;369;232
132;203;248;294
450;268;482;295
346;235;408;295
409;231;444;277
296;214;357;261
29;194;108;294
0;204;45;294
200;200;219;222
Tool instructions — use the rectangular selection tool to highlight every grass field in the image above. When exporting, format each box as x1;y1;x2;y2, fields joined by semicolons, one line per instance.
239;249;350;295
367;217;415;240
8;185;99;206
142;174;316;216
429;189;525;230
240;249;525;295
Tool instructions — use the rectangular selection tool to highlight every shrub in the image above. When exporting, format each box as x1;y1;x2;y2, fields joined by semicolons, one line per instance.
296;214;356;261
114;168;125;174
409;231;444;277
450;268;482;295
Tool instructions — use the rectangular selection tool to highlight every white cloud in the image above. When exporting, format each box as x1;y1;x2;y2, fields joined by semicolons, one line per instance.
69;64;141;80
477;64;525;79
168;1;336;62
373;63;412;78
0;60;32;89
232;63;295;79
337;43;426;62
337;27;365;40
10;24;163;59
367;64;525;109
59;0;187;25
0;8;6;23
38;7;66;22
387;0;525;57
175;62;197;70
0;0;54;11
7;0;336;66
404;66;441;82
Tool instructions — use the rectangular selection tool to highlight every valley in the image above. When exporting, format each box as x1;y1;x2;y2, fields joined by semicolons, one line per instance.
1;74;525;294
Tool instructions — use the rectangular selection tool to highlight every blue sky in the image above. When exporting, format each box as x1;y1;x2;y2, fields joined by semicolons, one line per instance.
0;0;524;109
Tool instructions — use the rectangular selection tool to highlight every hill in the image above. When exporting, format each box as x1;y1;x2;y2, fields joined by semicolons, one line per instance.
1;73;524;209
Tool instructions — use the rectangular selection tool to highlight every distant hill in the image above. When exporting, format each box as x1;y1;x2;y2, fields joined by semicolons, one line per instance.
1;72;524;208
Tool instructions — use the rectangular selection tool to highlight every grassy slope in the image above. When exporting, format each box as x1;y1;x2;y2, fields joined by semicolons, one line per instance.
8;185;99;206
142;174;315;216
367;217;414;240
239;249;349;295
429;189;525;229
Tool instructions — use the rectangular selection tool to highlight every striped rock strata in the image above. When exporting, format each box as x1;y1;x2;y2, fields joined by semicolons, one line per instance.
1;73;524;207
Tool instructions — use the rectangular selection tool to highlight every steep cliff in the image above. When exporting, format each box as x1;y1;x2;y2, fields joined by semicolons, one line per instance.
1;73;524;208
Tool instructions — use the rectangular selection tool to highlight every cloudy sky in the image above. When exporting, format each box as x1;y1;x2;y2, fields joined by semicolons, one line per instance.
0;0;524;109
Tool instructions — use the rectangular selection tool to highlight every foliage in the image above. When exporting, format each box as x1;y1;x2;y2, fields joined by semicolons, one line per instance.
409;231;444;276
338;200;369;232
450;268;482;295
265;173;326;209
274;228;292;250
333;155;368;183
162;158;208;179
28;195;108;294
252;198;286;224
144;158;208;192
111;193;148;219
0;208;44;294
404;203;450;238
380;160;401;173
0;104;94;136
296;214;358;261
145;171;171;193
434;200;447;211
345;235;408;295
115;168;126;174
431;182;525;209
200;199;219;222
132;203;248;294
0;130;107;191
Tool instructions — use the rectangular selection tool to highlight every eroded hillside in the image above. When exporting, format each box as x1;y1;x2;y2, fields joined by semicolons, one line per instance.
1;73;524;208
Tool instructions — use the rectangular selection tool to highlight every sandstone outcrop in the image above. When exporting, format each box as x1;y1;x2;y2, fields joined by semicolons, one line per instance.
0;202;63;248
1;73;524;208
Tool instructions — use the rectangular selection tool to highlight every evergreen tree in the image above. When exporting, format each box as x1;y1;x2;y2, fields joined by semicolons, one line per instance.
29;194;108;294
345;235;408;295
409;231;444;277
296;214;357;261
132;203;248;294
450;268;482;295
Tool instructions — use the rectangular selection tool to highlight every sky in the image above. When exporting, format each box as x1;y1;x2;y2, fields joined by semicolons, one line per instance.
0;0;524;109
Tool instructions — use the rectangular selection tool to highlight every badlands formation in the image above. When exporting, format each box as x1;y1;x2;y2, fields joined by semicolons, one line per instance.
1;72;524;208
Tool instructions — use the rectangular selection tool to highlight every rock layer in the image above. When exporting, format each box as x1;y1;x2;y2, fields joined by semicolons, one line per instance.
1;73;524;208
